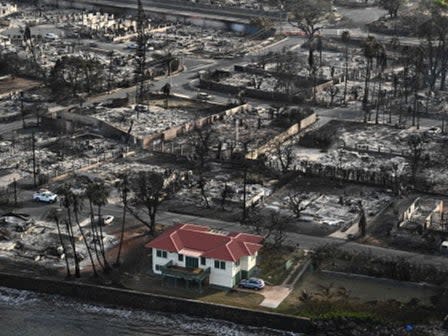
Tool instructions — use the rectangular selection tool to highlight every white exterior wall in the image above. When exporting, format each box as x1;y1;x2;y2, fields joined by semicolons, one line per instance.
240;252;257;272
209;259;234;288
152;249;181;274
151;249;261;288
152;249;239;288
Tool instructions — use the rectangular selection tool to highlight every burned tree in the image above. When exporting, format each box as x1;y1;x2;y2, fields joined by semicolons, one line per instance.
115;174;129;267
361;36;385;120
57;183;80;278
286;0;331;37
357;201;367;237
276;142;294;173
284;0;332;61
406;133;426;184
85;180;111;272
128;171;165;236
341;30;351;105
379;0;405;18
192;127;213;208
287;193;319;218
134;0;149;110
220;184;235;210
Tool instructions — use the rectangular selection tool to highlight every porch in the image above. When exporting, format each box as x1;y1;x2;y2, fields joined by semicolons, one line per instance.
160;260;211;292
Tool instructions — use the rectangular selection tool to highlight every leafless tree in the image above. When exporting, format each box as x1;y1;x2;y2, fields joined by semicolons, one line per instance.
287;193;319;218
276;143;294;173
407;133;426;184
220;184;235;210
127;171;165;235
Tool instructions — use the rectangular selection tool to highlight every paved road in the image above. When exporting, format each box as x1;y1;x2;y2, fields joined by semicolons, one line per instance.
15;186;448;273
0;120;23;135
148;209;448;271
83;36;303;106
314;102;445;129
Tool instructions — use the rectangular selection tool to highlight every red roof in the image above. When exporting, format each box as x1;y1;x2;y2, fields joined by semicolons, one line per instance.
145;224;264;262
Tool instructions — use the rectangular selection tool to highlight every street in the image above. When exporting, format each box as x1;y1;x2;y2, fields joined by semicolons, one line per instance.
21;199;448;272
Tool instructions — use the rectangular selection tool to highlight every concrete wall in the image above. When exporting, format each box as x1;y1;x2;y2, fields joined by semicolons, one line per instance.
246;113;317;160
199;79;306;103
142;103;248;149
45;110;138;144
0;271;315;333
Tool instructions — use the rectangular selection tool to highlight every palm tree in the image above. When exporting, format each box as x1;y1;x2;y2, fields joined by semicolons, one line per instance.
72;191;98;277
54;210;71;278
375;50;387;124
341;31;350;105
85;182;104;270
57;183;80;278
412;46;426;127
362;36;382;121
92;180;111;272
161;83;171;109
115;175;129;267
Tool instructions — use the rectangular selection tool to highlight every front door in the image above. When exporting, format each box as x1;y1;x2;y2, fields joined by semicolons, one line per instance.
186;256;199;269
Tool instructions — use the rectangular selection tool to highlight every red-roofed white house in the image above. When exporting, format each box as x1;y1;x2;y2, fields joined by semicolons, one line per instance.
145;224;264;288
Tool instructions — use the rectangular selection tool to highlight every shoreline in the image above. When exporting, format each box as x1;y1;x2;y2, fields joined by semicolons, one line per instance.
0;270;315;334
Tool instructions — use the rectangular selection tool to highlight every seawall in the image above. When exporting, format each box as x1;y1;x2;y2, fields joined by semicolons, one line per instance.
0;271;315;334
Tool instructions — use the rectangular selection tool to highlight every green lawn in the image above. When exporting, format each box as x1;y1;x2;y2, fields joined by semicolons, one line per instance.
258;246;304;285
276;272;442;323
200;290;264;309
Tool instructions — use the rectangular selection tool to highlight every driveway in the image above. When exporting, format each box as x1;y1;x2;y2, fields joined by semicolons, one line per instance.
259;285;292;309
237;285;291;309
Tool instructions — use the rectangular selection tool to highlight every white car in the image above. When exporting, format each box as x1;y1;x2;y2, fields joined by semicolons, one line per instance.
44;32;59;40
33;190;58;203
197;92;213;101
93;215;114;226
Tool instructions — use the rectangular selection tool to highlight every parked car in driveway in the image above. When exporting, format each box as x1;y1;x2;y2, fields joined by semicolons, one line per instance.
239;278;265;290
33;190;58;203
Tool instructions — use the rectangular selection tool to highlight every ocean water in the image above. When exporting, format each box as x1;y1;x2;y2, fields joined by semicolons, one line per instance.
0;287;299;336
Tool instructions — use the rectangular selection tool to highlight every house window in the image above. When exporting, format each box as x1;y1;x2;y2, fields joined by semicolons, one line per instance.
201;257;206;265
156;250;167;258
178;254;184;262
155;264;162;271
214;260;226;270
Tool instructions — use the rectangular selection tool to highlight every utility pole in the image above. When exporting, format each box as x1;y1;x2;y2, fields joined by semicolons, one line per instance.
242;165;247;222
135;0;148;113
13;178;17;207
20;91;25;128
32;131;37;187
107;51;114;93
